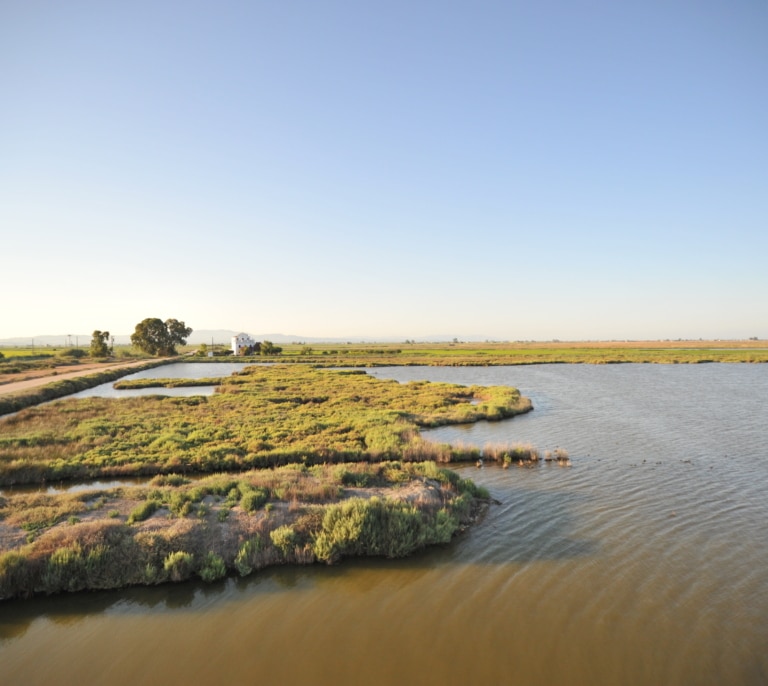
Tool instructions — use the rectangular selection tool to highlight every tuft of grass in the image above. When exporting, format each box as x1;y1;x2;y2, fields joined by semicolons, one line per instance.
234;536;264;576
163;551;194;582
240;487;269;513
312;496;458;563
270;525;298;557
481;442;540;464
127;500;160;524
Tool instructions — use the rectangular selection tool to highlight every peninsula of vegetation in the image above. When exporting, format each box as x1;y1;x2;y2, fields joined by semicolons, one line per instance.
3;335;762;600
0;365;533;600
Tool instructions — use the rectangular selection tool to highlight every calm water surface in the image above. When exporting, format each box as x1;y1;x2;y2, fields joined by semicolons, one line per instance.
67;361;254;399
2;364;767;685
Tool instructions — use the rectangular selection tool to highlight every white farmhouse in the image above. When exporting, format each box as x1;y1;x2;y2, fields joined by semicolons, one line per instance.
231;333;257;356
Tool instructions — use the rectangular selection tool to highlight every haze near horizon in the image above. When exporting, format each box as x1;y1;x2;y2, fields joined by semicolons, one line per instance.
1;2;766;341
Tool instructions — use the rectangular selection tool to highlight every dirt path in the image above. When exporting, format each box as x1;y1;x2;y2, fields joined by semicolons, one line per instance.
0;358;159;397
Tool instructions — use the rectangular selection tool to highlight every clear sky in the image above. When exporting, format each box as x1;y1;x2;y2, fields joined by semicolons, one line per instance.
2;1;766;341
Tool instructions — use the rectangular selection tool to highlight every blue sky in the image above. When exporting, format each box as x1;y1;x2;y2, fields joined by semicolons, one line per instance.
2;1;766;341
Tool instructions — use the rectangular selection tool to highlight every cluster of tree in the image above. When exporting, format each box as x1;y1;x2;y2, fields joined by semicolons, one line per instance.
59;348;87;359
260;340;282;356
239;342;261;356
130;318;192;357
89;330;112;358
234;340;282;356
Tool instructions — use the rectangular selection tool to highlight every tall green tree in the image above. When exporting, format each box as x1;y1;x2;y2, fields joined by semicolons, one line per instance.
130;318;192;356
260;340;282;356
90;330;111;357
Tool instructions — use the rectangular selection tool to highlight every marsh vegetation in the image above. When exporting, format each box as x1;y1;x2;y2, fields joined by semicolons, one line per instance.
217;339;768;366
0;461;486;599
0;364;530;599
0;365;531;486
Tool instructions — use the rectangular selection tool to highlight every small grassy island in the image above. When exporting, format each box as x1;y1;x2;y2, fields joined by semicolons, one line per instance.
0;365;534;600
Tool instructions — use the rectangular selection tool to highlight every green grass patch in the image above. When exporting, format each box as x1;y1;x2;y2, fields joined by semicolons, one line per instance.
113;378;223;389
0;365;532;485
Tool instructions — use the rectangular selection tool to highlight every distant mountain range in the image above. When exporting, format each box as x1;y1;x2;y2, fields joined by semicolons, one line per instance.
0;329;491;348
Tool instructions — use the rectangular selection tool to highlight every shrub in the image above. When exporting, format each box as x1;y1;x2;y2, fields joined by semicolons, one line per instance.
432;508;459;543
150;473;189;487
414;460;457;485
335;466;372;487
163;551;194;582
198;552;226;582
270;525;297;556
168;491;192;516
240;488;269;513
41;544;85;593
0;551;30;599
313;497;428;563
58;348;87;359
457;478;489;500
234;537;264;576
127;500;160;524
143;562;160;584
225;487;240;506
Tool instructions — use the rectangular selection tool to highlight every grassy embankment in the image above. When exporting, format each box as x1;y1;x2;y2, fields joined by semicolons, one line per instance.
0;361;169;417
0;365;535;599
113;377;222;389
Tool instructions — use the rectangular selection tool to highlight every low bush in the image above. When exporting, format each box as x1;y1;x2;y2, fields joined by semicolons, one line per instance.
240;487;269;513
0;360;167;417
127;500;160;524
163;551;194;582
270;525;297;556
234;536;264;576
198;552;226;582
150;473;190;487
58;349;87;359
313;497;453;563
0;551;29;599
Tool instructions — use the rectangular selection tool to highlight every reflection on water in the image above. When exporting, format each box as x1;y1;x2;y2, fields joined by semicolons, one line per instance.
2;364;767;685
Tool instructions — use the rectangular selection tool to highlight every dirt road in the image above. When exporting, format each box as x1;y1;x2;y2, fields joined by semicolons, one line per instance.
0;358;159;397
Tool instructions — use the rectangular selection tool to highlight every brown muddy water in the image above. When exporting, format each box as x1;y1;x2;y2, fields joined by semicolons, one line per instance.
2;364;767;685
